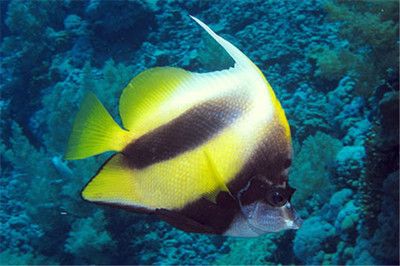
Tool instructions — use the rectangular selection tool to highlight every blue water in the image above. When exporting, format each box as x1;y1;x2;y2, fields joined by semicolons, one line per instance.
0;0;398;265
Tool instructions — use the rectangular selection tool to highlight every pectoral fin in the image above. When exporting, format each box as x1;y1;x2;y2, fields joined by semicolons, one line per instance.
202;149;232;203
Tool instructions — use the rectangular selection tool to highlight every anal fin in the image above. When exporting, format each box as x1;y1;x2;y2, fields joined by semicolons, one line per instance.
81;154;143;209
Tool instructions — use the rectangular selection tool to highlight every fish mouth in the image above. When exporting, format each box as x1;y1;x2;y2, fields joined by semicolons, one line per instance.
294;215;303;229
240;201;303;233
284;211;303;230
282;202;303;230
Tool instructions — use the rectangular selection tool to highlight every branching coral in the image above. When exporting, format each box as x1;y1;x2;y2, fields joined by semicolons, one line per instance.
1;0;76;129
307;45;362;82
313;0;400;97
64;210;115;264
1;122;51;178
289;131;343;211
325;0;398;51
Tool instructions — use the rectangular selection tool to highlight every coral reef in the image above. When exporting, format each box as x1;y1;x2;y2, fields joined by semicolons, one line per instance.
0;0;398;265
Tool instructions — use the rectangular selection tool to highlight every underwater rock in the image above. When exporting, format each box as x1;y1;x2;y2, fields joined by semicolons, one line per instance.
64;14;88;37
359;78;399;238
369;171;399;264
343;118;371;146
352;238;378;265
0;174;43;255
334;200;359;239
327;76;367;137
284;84;331;141
293;217;336;264
0;211;43;254
85;0;155;48
334;146;365;189
322;188;353;223
378;91;399;145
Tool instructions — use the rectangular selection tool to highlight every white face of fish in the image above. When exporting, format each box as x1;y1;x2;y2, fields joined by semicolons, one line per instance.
224;200;302;237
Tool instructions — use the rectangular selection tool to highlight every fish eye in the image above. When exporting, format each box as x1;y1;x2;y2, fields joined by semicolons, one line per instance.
267;190;287;207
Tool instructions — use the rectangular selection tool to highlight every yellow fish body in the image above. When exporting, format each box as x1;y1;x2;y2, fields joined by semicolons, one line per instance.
66;16;301;237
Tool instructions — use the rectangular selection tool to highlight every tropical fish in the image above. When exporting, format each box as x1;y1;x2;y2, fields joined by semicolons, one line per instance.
65;16;302;237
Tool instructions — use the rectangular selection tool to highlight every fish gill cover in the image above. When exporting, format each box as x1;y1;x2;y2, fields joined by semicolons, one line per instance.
0;0;398;265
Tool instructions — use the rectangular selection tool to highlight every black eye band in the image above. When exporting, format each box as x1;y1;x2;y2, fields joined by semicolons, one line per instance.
238;175;294;207
236;175;270;205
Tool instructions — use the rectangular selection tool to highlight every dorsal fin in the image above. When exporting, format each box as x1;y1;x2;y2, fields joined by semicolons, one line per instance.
190;15;253;69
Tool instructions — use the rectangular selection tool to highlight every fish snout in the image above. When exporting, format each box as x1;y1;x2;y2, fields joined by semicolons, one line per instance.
282;201;303;230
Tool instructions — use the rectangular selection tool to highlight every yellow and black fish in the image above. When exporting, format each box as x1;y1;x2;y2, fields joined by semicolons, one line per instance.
65;16;302;237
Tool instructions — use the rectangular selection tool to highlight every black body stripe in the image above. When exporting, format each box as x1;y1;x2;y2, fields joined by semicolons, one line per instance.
155;192;239;234
122;94;247;169
152;117;293;235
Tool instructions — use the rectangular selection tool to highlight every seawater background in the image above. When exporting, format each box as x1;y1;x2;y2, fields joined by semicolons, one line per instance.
0;0;399;265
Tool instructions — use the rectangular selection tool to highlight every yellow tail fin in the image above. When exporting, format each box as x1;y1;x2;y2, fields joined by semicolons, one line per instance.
65;92;130;160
